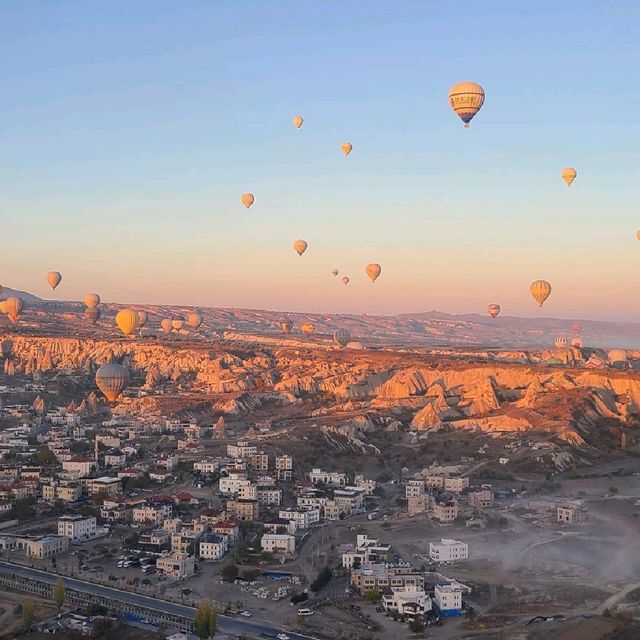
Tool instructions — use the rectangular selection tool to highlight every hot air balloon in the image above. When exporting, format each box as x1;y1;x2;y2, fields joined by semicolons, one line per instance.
4;297;23;322
95;362;129;403
0;301;6;314
172;316;185;331
341;142;353;156
115;309;140;336
187;313;202;330
160;319;173;334
293;240;308;256
561;168;577;187
47;271;62;290
137;311;147;327
84;308;101;325
84;294;100;309
293;115;304;129
333;328;351;347
636;230;640;241
280;322;293;335
342;276;350;285
366;263;382;283
555;336;567;348
331;269;339;277
241;193;255;209
0;284;3;296
448;82;485;127
488;304;501;319
571;337;583;348
301;322;315;336
572;323;583;336
530;280;552;307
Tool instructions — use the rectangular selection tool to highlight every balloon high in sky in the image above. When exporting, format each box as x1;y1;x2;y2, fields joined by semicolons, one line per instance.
1;3;639;321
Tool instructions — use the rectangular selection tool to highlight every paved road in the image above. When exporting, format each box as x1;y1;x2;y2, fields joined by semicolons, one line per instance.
0;561;314;640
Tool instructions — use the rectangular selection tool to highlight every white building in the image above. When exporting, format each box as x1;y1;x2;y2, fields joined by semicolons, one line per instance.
278;508;320;529
57;515;97;542
261;534;296;556
429;539;468;562
193;460;220;474
434;583;463;617
309;468;347;486
226;442;258;459
133;503;173;525
382;585;431;619
199;533;228;560
406;479;425;499
219;474;250;496
156;552;195;579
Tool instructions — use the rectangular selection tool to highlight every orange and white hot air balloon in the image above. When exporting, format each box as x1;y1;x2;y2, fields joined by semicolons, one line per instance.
241;193;255;209
187;313;202;330
293;115;304;129
95;362;130;403
84;293;101;309
47;271;62;290
530;280;552;307
115;309;140;336
448;82;485;127
341;142;353;156
5;297;23;322
365;263;382;283
301;322;315;336
160;319;173;334
293;239;308;256
561;168;577;187
488;304;501;319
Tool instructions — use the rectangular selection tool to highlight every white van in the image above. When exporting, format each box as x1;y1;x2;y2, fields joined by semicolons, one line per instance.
297;609;314;616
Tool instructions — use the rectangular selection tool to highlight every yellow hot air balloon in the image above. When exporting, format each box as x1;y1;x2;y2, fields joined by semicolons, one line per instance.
341;142;353;156
365;263;382;283
85;308;101;325
561;167;577;187
172;316;185;331
160;318;173;334
137;311;147;327
333;328;351;347
84;293;100;309
530;280;552;307
301;322;315;336
241;193;255;209
4;297;23;322
95;362;130;403
488;304;501;319
115;309;140;336
331;269;339;277
448;81;485;127
293;239;308;256
342;276;350;285
0;300;7;314
293;115;304;129
187;313;202;330
47;271;62;290
280;322;293;335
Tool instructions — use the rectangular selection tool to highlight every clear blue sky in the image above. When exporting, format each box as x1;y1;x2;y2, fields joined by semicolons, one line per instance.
1;1;639;319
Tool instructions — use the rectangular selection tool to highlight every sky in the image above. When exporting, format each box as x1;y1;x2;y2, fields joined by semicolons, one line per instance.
1;1;639;320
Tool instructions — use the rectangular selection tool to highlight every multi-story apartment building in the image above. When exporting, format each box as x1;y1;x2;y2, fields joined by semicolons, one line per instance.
274;455;293;481
429;538;468;562
57;515;97;541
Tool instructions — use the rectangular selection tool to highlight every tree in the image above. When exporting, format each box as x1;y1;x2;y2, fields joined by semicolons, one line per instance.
221;562;238;583
364;589;380;604
22;598;34;629
53;577;66;613
408;618;424;633
208;606;217;637
195;602;217;639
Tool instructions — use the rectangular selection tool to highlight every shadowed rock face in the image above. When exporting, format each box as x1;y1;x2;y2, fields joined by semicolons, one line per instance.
1;334;637;454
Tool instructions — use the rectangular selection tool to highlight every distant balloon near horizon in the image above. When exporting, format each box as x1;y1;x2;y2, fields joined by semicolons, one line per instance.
331;269;339;277
571;337;583;348
0;301;6;314
342;276;350;285
95;362;129;403
241;193;255;209
160;318;173;334
555;336;568;348
115;309;140;336
293;239;308;256
292;115;304;129
333;328;352;347
530;280;552;307
448;81;485;127
561;167;577;187
84;308;101;325
47;271;62;290
366;263;382;283
84;293;100;309
488;304;501;319
341;142;353;156
137;311;147;327
4;297;23;323
301;322;315;336
187;312;202;330
572;322;583;336
171;316;185;331
280;321;292;335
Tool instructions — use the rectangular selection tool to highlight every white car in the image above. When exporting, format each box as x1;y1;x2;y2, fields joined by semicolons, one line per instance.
240;611;252;618
277;634;290;640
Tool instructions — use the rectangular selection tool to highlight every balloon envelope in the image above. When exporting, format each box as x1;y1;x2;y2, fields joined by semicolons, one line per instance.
333;328;352;347
4;297;23;322
95;362;130;403
293;239;308;256
342;276;350;285
84;308;101;325
561;168;577;186
280;322;292;334
241;193;255;209
365;263;382;283
301;322;315;336
115;309;140;336
160;319;173;334
530;280;552;307
293;115;303;129
488;304;501;319
172;317;185;331
84;294;101;309
137;311;147;327
555;336;567;348
341;142;353;156
331;269;339;277
448;81;485;127
47;271;62;290
187;313;202;329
